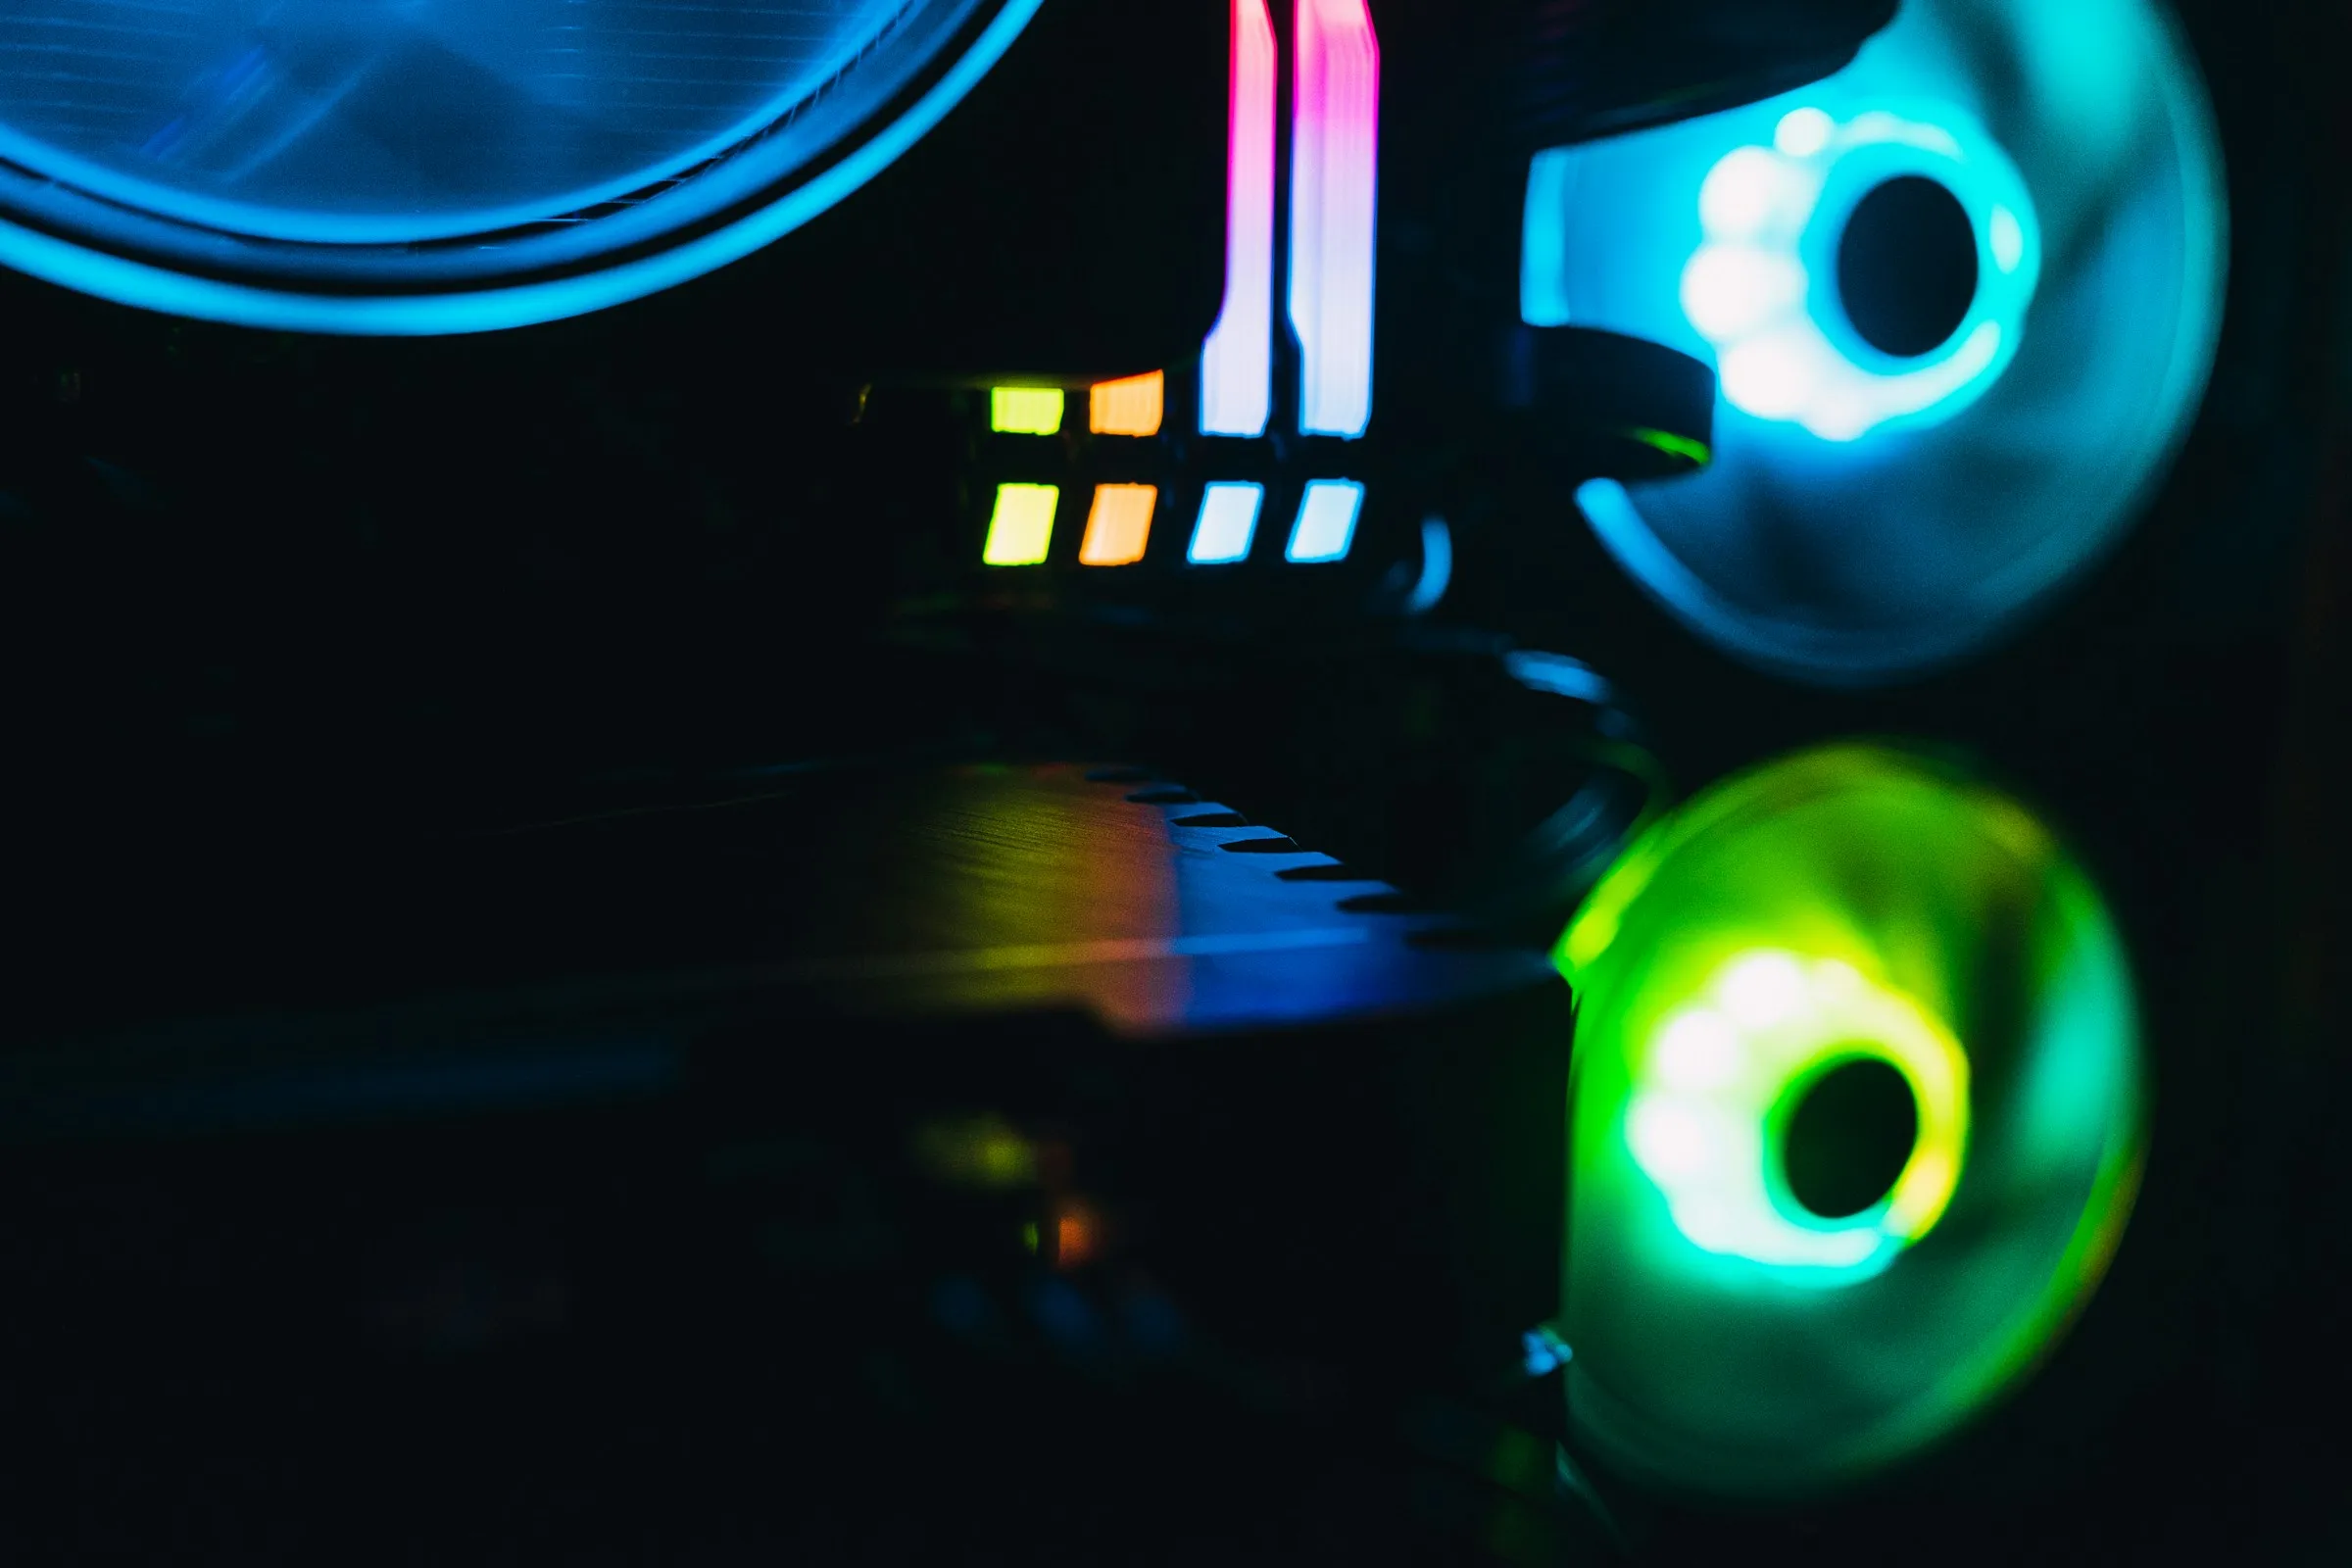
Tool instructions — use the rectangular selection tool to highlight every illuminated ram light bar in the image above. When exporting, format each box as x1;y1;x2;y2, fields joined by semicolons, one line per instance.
1079;484;1158;565
1190;482;1265;564
1200;0;1280;437
1090;371;1166;437
1287;479;1364;563
991;387;1065;435
1290;0;1380;439
983;483;1059;565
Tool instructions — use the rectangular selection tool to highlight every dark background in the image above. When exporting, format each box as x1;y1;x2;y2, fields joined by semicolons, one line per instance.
0;0;2346;1560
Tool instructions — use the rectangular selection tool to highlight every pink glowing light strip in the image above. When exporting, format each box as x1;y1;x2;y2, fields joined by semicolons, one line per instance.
1290;0;1379;439
1199;0;1280;438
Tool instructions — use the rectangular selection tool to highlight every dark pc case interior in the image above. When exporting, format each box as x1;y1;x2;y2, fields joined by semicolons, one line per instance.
0;2;2345;1563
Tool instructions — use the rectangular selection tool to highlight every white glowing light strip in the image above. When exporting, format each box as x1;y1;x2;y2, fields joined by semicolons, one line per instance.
1290;0;1380;439
1200;0;1281;437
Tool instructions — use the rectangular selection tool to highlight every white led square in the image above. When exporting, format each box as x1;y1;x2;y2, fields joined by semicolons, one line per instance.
1190;482;1266;564
1287;480;1364;564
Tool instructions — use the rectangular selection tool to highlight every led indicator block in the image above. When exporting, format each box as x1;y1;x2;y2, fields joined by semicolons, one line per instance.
1090;371;1166;437
1200;0;1280;437
1080;484;1159;565
991;387;1066;435
1287;479;1364;563
984;483;1060;565
1291;0;1380;438
1191;483;1265;564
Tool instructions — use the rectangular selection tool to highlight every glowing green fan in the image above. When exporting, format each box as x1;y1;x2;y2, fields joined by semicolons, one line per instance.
1554;744;2145;1495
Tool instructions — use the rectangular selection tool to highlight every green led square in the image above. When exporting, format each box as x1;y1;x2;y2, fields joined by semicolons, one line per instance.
983;484;1060;566
990;386;1065;436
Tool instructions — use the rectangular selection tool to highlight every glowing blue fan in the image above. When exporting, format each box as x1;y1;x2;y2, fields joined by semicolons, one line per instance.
0;0;1041;333
1523;0;2228;684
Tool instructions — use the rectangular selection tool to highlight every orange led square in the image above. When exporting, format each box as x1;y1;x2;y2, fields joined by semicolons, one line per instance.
1079;484;1157;566
1088;370;1165;437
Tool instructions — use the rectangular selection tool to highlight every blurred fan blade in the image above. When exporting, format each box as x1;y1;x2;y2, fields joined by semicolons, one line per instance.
1553;744;2146;1496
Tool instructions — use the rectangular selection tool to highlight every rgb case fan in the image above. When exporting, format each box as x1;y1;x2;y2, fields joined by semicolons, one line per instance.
1525;0;2227;682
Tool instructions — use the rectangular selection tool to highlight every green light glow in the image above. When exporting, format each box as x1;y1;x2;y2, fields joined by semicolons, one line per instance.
1554;744;2145;1497
990;386;1066;435
1626;427;1712;467
1626;950;1967;1280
